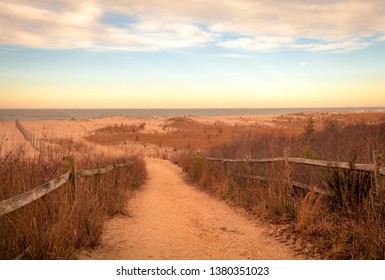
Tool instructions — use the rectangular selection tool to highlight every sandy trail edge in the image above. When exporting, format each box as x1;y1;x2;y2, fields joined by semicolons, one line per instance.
79;158;301;260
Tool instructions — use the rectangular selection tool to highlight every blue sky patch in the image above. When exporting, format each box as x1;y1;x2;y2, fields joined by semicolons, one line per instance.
101;11;138;28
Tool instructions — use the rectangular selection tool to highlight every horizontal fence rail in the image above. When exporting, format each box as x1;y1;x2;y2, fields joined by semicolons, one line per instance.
0;159;132;217
0;173;70;216
207;151;384;196
234;173;335;196
206;156;385;175
1;120;135;217
291;180;334;196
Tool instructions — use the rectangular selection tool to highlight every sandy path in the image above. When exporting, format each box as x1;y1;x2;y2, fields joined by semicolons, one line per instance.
80;158;300;260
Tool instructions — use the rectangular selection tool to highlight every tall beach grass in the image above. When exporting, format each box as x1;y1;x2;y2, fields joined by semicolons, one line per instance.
0;142;146;260
179;119;385;259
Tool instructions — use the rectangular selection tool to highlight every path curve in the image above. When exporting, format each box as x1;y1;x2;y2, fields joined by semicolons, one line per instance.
80;158;300;259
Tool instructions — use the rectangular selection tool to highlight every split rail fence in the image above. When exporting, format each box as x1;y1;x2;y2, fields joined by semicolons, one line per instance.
1;120;133;217
0;156;133;217
206;150;385;196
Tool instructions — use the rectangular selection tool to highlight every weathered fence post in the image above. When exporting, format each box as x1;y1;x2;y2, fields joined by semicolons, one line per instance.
113;159;118;188
373;150;384;194
62;156;76;205
284;149;292;190
35;137;38;151
31;135;35;149
95;161;101;189
95;161;102;200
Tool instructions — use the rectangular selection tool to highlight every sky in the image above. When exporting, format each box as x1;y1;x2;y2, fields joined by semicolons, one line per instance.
0;0;385;109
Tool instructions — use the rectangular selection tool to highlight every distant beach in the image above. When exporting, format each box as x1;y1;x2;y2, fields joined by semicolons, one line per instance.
1;107;384;121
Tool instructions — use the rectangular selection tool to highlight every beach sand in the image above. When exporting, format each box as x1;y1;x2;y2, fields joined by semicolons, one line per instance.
1;110;384;158
1;109;384;260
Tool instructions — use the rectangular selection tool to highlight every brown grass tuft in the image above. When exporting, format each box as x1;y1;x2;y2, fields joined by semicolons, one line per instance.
178;118;385;259
0;144;147;259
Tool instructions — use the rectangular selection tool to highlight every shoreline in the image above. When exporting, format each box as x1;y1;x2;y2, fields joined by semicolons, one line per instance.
1;107;384;121
1;110;384;158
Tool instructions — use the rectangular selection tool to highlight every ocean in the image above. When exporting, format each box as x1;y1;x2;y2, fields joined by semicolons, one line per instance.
0;108;384;121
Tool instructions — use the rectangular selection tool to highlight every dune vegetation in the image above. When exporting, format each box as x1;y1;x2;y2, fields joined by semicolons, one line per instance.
0;139;146;260
178;118;385;259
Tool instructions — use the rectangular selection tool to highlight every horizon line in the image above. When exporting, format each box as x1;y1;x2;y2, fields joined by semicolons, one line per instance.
1;106;385;110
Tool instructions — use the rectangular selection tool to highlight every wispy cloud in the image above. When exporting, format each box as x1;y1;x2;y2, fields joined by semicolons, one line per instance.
1;0;384;52
306;40;373;53
218;36;295;52
376;36;385;42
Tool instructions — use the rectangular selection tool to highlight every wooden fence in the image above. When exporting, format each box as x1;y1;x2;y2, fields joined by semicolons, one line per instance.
15;119;46;152
1;120;134;216
206;150;385;196
0;156;133;217
0;156;132;216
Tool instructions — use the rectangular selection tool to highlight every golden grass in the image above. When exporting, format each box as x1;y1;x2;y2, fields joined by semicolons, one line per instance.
0;144;147;259
81;112;385;258
85;116;302;151
178;116;385;259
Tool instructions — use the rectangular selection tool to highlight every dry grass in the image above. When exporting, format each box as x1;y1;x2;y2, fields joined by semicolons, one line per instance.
272;112;385;130
178;116;385;259
93;123;146;134
0;144;147;260
85;116;301;152
49;137;89;153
